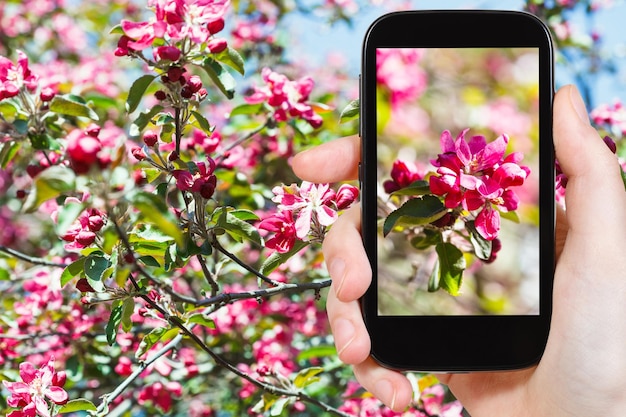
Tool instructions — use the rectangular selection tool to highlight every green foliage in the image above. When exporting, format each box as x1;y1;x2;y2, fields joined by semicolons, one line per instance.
383;195;446;236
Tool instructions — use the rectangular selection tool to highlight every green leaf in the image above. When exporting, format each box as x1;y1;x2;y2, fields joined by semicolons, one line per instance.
135;327;168;358
293;367;324;390
214;46;245;75
260;240;308;275
50;95;99;120
435;242;466;296
0;101;18;120
0;141;21;169
126;74;157;114
339;99;359;123
389;180;432;197
28;132;60;151
121;297;135;333
131;191;185;248
22;165;76;213
84;253;111;282
129;105;164;136
138;255;161;267
229;102;264;117
60;257;86;287
215;208;262;245
190;110;212;133
186;314;216;329
499;209;520;223
296;345;336;362
428;259;440;292
57;399;97;414
383;195;446;236
466;221;492;261
270;397;291;417
201;58;236;99
410;229;441;250
106;301;123;346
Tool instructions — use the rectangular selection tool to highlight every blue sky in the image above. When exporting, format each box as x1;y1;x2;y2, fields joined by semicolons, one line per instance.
285;0;626;107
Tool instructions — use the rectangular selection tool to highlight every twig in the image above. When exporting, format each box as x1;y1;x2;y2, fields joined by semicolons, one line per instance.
96;333;185;415
213;239;281;287
0;245;68;268
196;254;219;297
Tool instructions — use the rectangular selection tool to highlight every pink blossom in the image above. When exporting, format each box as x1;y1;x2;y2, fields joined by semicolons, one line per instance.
383;160;423;194
3;357;68;417
591;100;626;135
137;381;183;413
245;67;324;128
429;129;529;241
172;157;217;199
272;182;337;239
0;50;38;100
376;48;427;107
258;211;297;253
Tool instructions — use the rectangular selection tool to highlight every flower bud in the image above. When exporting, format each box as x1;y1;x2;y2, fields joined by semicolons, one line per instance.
169;151;179;161
75;230;96;246
207;18;225;35
88;215;104;232
132;147;146;161
155;90;167;101
76;278;95;293
207;38;228;54
85;123;101;137
603;135;617;154
187;75;203;93
40;87;56;102
154;45;181;62
143;131;158;147
16;189;26;199
181;86;193;99
167;66;185;82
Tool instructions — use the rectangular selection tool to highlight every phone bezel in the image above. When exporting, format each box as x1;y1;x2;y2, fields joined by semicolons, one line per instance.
360;10;555;371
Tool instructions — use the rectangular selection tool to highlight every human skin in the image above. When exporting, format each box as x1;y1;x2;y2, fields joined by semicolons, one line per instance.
291;85;626;416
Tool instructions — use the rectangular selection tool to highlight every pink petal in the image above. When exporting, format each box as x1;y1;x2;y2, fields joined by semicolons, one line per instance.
475;207;500;241
316;205;337;226
478;134;508;170
34;396;51;417
295;207;312;239
468;134;487;154
46;386;69;405
439;130;455;153
455;134;472;167
19;362;37;384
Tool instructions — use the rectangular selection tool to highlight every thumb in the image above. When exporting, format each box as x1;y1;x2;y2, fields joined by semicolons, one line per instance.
553;85;626;238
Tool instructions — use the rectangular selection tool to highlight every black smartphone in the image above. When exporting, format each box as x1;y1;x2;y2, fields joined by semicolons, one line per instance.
360;10;554;371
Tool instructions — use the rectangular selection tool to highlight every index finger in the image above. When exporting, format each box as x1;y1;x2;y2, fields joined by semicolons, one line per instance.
291;135;360;183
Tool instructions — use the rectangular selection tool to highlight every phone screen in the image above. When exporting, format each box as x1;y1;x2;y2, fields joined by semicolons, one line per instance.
375;47;540;316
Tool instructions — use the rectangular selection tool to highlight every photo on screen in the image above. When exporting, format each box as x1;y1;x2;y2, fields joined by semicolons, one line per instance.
376;47;540;316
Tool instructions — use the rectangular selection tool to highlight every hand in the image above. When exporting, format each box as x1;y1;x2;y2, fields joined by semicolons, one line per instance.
291;85;626;416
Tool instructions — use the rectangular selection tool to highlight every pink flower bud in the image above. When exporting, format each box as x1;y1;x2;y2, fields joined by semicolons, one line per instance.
169;151;179;161
53;371;67;388
167;66;185;82
16;189;26;199
88;215;104;232
154;45;181;62
187;75;203;93
199;176;217;199
181;86;193;99
40;87;56;102
603;135;617;154
155;90;167;101
207;18;225;35
85;123;101;137
143;131;158;147
196;88;208;101
75;230;96;246
207;38;228;54
76;278;96;293
334;184;359;210
132;147;146;161
67;131;102;173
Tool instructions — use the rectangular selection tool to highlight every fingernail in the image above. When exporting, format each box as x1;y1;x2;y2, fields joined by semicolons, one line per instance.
333;318;355;356
375;379;396;410
328;258;346;297
569;85;590;125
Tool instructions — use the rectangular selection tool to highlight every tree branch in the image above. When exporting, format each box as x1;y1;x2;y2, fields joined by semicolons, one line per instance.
0;245;68;269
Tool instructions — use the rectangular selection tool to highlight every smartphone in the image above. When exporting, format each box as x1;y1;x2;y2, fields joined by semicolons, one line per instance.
360;10;554;371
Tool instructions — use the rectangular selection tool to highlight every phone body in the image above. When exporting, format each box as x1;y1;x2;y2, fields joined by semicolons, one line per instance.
360;10;555;371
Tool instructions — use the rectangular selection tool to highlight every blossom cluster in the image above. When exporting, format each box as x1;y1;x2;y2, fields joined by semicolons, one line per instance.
3;357;69;417
56;203;107;250
258;182;358;253
116;0;229;59
429;129;529;241
245;67;324;128
591;100;626;136
339;381;463;417
376;48;427;108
